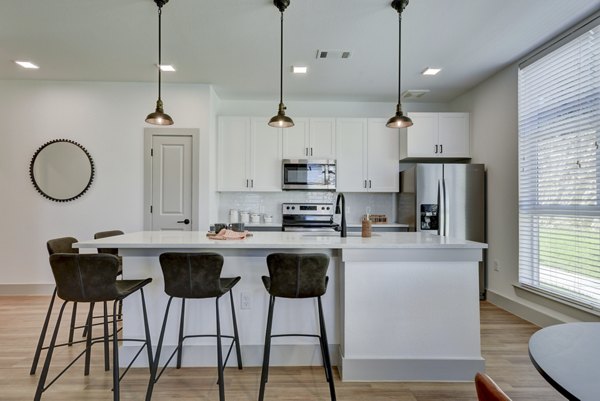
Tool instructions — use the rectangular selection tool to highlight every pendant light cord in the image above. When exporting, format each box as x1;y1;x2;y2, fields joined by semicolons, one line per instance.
397;12;402;105
279;11;284;105
157;6;163;102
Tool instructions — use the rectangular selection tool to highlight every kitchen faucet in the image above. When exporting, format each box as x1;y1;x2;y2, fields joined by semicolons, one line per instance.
335;193;347;238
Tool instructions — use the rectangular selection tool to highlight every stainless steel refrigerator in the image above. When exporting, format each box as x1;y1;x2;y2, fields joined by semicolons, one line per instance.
398;163;487;299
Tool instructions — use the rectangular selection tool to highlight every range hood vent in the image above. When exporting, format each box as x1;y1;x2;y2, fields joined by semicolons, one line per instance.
316;50;351;59
402;89;430;99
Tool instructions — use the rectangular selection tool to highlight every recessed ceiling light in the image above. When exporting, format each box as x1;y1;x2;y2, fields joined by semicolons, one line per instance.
292;66;308;74
15;61;39;69
157;64;176;72
422;67;441;76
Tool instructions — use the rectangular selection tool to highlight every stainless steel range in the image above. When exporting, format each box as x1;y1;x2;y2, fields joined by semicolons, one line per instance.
281;203;338;232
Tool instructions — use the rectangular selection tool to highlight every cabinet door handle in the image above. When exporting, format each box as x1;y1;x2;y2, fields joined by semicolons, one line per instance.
369;180;372;188
246;179;249;188
310;147;313;156
364;180;367;188
440;144;443;154
251;179;254;188
305;148;309;156
434;144;438;154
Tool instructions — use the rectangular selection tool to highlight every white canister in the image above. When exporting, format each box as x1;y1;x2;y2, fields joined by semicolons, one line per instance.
250;213;261;223
229;209;239;223
263;215;273;223
239;211;250;223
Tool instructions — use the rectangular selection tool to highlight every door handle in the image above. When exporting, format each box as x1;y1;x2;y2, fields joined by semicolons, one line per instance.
364;180;367;188
251;179;254;188
310;147;313;156
177;219;190;225
305;148;309;156
369;180;372;188
440;144;443;154
434;144;438;154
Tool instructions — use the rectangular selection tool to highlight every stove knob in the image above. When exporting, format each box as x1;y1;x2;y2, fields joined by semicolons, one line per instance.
286;206;290;210
291;206;295;210
326;206;330;210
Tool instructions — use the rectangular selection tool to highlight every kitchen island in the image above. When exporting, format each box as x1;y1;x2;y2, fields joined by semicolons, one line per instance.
76;231;486;381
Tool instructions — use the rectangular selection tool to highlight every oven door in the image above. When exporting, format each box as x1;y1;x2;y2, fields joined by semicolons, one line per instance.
282;159;336;190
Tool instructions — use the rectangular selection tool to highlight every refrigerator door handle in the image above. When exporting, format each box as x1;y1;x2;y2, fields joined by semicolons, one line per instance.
437;179;443;236
442;178;449;236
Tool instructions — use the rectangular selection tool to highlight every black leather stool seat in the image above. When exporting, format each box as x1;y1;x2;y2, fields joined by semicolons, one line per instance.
259;252;336;401
145;252;242;401
34;253;153;401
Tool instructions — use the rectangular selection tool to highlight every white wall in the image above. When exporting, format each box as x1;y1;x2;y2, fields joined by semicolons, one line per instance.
0;80;212;289
450;65;599;325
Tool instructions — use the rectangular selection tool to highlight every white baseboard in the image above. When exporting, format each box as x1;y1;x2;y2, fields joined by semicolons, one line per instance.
0;284;54;296
486;289;574;327
339;354;485;381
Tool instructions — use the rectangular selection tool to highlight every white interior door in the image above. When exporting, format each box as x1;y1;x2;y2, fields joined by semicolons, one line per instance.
151;135;193;231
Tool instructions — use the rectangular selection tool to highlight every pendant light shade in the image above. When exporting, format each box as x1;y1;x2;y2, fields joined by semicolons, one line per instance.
387;0;412;129
146;0;173;126
268;0;294;128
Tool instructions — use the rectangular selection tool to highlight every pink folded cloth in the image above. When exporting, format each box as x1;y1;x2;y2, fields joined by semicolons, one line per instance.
212;229;248;240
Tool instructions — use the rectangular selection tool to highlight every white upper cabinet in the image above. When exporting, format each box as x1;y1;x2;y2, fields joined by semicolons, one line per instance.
336;118;399;193
400;112;470;160
218;116;282;192
282;118;336;159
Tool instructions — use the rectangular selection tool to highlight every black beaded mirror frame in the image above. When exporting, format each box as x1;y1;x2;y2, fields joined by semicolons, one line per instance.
29;139;95;202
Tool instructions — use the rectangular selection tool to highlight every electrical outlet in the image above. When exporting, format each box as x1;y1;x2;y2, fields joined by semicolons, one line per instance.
240;292;251;310
493;260;500;272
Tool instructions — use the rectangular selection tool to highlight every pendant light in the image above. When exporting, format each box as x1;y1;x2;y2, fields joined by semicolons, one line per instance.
386;0;413;129
268;0;294;128
146;0;174;126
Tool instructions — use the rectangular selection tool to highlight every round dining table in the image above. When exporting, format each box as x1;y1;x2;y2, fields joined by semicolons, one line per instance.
528;322;600;401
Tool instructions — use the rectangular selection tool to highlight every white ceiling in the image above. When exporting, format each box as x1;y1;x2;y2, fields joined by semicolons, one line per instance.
1;0;599;103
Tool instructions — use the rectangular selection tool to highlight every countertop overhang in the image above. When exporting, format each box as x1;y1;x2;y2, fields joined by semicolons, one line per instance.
75;231;487;250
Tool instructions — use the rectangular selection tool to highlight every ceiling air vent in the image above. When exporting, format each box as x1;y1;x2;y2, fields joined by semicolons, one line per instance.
316;50;351;59
402;89;430;99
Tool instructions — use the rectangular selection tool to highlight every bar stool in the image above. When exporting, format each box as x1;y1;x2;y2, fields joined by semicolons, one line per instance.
145;252;243;401
34;253;153;401
30;237;85;375
258;253;336;401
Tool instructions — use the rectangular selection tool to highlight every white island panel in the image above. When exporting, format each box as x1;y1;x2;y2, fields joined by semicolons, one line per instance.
75;231;486;381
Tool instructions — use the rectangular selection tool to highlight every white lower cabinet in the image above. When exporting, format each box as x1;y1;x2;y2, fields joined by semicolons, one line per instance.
217;116;282;192
336;118;399;192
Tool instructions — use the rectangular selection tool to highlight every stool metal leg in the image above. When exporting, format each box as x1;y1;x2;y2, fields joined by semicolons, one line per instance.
140;289;154;372
103;301;110;371
30;287;57;375
112;300;120;401
176;298;186;369
145;296;174;401
258;295;276;401
68;302;78;345
215;297;225;401
229;289;243;369
84;302;95;376
34;301;68;401
318;296;336;401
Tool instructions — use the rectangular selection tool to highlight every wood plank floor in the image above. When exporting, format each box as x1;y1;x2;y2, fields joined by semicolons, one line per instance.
0;297;564;401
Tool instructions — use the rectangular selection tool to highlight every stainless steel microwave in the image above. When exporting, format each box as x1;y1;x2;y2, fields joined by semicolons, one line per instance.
282;159;336;190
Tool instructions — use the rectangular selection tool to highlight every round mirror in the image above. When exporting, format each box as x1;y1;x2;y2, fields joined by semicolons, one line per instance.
29;139;95;202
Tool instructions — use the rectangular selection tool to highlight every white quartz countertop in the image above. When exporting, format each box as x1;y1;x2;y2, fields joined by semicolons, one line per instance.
75;231;487;250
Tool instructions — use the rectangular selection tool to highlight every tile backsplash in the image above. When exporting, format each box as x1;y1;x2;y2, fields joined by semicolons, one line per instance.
218;192;397;224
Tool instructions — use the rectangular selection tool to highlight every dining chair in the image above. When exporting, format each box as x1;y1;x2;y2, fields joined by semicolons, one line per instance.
475;372;513;401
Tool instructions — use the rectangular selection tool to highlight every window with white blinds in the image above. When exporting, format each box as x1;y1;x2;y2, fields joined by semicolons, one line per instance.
518;16;600;310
